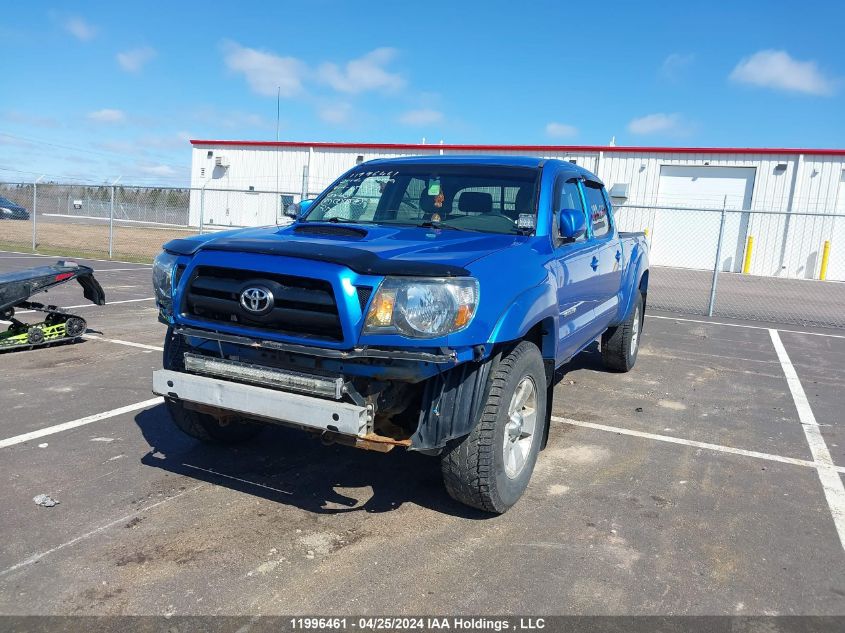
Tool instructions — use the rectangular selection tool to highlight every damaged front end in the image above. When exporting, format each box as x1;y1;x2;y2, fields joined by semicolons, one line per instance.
154;326;494;453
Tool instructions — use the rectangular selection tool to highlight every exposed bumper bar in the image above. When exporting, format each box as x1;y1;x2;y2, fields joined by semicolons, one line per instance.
153;369;372;437
173;326;458;363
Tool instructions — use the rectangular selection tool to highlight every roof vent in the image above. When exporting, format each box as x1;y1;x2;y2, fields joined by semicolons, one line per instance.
293;224;367;239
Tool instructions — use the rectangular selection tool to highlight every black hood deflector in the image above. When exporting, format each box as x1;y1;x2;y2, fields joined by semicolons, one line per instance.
164;236;471;278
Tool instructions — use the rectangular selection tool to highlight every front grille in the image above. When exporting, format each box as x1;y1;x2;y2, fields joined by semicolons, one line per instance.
356;286;373;312
184;266;342;341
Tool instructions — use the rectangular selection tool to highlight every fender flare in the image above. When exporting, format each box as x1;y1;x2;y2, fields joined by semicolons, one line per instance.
486;277;559;353
616;246;649;324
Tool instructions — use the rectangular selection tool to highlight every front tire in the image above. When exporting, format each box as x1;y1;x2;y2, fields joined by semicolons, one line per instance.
162;328;263;444
601;293;643;372
440;341;546;514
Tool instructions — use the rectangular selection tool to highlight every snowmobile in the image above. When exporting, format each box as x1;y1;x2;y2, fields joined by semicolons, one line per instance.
0;261;106;351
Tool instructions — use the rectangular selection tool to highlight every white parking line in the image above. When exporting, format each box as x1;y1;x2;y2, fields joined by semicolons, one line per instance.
183;464;293;496
550;416;845;474
82;334;163;352
0;250;152;266
769;329;845;551
0;484;204;577
0;251;153;268
87;268;151;273
0;398;163;449
14;297;155;314
650;314;845;340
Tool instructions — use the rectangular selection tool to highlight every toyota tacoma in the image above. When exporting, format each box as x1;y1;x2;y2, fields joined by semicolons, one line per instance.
152;156;649;513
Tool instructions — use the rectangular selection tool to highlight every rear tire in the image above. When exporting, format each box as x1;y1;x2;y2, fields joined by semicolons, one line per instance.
440;341;546;514
601;293;643;372
165;398;263;444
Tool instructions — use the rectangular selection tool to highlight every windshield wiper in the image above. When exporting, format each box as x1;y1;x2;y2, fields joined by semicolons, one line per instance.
415;220;474;232
318;217;372;224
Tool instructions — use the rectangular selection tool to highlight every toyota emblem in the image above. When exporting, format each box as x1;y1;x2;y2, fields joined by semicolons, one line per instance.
239;286;274;314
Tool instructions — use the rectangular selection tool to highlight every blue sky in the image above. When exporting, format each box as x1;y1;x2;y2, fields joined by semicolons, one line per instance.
2;1;844;186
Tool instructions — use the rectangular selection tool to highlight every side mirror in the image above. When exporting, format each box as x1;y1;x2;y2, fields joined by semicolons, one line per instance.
558;208;587;240
284;199;314;220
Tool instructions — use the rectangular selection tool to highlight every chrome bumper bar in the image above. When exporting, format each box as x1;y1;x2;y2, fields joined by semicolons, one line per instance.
153;369;372;437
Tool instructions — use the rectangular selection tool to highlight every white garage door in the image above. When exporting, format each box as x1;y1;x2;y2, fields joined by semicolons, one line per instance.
652;166;756;271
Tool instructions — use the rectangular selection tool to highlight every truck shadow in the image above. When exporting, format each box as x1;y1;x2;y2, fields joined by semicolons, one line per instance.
134;405;491;520
555;340;604;376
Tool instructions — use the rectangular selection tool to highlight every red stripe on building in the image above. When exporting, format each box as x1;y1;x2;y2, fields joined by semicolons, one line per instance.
189;139;845;156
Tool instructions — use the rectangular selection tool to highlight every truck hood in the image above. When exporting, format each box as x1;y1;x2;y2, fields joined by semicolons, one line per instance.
164;223;528;277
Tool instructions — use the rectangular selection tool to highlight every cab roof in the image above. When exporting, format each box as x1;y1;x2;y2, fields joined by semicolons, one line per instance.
363;154;600;182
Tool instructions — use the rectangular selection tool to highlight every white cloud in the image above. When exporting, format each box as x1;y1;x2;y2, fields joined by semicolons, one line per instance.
729;50;835;96
545;122;578;139
63;16;96;41
117;47;157;73
318;103;353;125
399;108;444;126
660;53;694;80
627;113;689;136
87;109;126;123
138;131;192;150
222;42;405;101
318;48;404;94
222;41;307;97
139;164;177;177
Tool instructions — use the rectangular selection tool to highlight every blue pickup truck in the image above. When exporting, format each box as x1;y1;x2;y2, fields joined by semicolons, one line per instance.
152;156;649;513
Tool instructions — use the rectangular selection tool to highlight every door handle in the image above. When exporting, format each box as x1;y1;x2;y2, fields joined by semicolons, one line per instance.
615;250;622;262
590;256;599;271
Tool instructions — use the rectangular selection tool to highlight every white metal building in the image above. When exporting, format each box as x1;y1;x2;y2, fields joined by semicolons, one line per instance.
189;140;845;281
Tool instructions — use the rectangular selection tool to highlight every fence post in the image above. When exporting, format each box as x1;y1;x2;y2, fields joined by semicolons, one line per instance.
199;186;205;235
300;164;309;201
109;185;115;259
31;182;37;251
707;197;728;317
31;175;44;252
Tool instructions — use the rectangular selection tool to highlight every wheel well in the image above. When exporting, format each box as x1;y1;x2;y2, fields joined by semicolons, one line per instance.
521;317;556;385
639;269;649;310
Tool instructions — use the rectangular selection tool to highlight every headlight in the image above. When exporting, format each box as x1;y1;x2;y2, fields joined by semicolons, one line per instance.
364;277;479;338
152;251;179;314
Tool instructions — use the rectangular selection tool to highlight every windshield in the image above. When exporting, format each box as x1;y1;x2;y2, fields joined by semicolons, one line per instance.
303;164;540;235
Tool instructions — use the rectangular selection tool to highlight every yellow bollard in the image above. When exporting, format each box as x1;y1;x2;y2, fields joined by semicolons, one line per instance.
644;228;649;237
742;235;754;274
820;240;831;280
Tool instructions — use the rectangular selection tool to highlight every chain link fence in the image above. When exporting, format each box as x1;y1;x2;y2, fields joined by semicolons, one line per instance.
1;181;843;329
0;182;295;262
615;203;845;329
